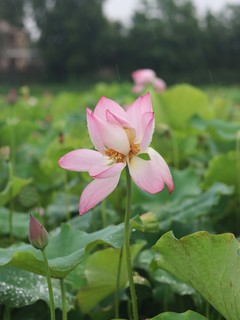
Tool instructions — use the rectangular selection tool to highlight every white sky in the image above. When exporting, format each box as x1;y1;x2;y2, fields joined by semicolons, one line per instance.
103;0;240;23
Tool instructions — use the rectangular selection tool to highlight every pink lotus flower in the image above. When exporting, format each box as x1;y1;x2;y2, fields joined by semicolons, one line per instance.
152;77;166;92
132;69;166;93
58;93;173;215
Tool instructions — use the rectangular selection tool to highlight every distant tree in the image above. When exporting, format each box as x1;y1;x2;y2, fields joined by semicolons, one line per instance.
204;11;230;67
31;0;123;79
126;0;204;78
0;0;25;27
3;0;238;83
221;4;240;69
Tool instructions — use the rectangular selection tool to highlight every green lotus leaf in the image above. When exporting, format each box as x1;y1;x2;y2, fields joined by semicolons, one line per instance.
149;310;208;319
132;167;201;207
0;222;125;279
155;183;233;233
0;176;32;206
153;231;240;320
203;151;237;189
191;116;239;142
152;270;195;296
0;208;29;239
157;84;212;129
0;266;73;310
77;241;145;313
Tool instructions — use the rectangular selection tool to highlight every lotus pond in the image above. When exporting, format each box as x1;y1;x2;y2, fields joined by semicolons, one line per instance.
0;82;239;320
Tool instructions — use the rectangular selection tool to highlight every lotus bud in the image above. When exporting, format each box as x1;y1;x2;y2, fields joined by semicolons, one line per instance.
29;214;49;250
140;211;159;233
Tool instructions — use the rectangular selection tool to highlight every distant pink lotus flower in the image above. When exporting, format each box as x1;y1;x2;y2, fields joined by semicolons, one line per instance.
152;77;166;92
58;93;173;215
132;69;166;93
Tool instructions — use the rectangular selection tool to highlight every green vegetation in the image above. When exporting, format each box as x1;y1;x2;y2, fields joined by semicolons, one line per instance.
0;81;239;319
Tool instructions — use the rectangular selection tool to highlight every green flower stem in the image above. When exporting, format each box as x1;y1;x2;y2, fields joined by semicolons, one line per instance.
41;248;56;320
3;305;11;320
128;300;133;320
205;301;210;319
115;247;123;319
124;167;139;320
101;199;107;228
237;130;240;207
8;161;13;242
64;172;70;221
60;278;67;320
172;130;179;169
9;105;16;170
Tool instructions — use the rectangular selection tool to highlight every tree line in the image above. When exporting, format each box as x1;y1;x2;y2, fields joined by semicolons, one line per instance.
1;0;240;84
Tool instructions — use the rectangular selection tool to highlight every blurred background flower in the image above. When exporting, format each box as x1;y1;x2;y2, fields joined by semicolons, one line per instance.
132;69;166;93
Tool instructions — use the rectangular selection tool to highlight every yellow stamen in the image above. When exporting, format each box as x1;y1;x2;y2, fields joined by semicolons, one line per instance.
129;143;140;161
105;149;125;163
105;137;140;163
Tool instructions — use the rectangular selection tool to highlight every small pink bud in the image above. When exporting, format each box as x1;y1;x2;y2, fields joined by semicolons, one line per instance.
29;214;49;250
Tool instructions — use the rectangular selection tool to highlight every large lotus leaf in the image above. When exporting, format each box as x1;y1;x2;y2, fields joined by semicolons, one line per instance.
0;175;32;206
65;258;87;291
157;84;212;129
203;151;237;189
211;96;230;120
152;129;198;167
0;208;29;239
149;311;208;320
191;116;239;142
153;231;240;320
152;270;195;296
77;242;145;313
0;222;125;279
167;168;201;203
132;167;201;207
190;116;239;153
18;184;40;208
136;248;195;294
0;266;73;310
155;183;233;232
46;191;79;225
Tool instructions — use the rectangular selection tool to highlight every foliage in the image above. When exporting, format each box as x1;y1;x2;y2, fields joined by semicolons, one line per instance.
153;231;240;320
31;0;123;79
0;266;72;310
150;311;208;320
0;0;25;27
0;82;239;320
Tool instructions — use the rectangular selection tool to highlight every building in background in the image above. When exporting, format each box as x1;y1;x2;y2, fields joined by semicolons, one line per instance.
0;19;41;72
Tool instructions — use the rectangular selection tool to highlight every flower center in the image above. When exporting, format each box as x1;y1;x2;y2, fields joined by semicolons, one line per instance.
129;142;140;161
105;126;140;163
105;143;140;163
105;149;125;163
